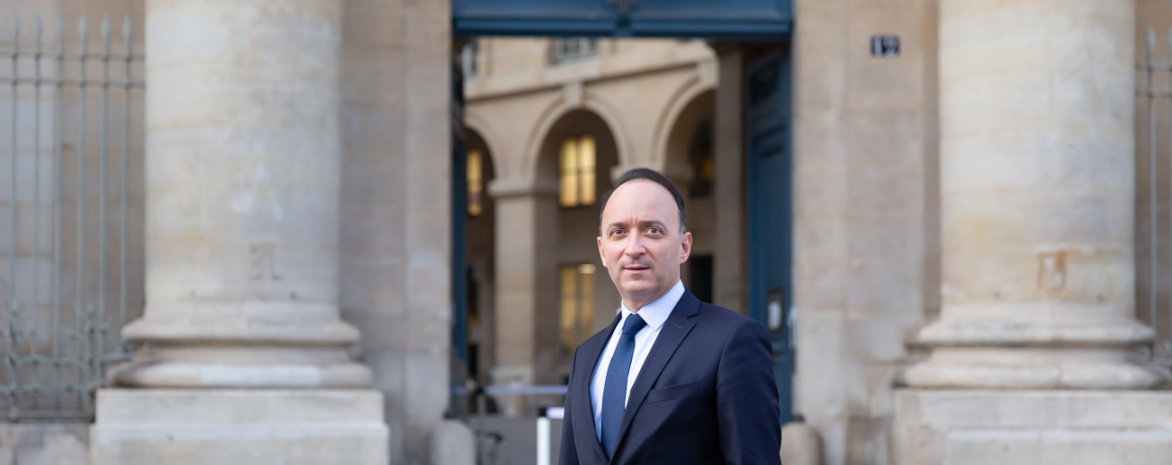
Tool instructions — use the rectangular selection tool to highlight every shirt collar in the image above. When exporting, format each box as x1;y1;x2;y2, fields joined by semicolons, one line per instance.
618;280;685;332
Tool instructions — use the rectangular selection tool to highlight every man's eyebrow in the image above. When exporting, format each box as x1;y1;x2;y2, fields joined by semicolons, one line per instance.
603;219;670;231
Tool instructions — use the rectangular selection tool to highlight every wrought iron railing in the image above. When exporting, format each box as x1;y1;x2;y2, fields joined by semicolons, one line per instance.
1138;26;1172;366
0;14;143;421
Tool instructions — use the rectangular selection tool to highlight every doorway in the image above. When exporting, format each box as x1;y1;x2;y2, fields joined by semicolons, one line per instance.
450;0;795;425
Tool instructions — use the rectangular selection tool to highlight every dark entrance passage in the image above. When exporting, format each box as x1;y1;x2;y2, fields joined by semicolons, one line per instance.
450;0;796;426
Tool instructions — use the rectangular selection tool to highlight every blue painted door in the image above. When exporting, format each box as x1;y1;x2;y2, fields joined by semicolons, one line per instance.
745;48;794;423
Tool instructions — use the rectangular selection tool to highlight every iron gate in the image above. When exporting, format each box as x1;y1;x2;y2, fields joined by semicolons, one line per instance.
1138;26;1172;367
0;13;143;421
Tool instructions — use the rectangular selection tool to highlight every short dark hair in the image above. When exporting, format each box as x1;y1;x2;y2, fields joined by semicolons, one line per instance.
599;168;687;236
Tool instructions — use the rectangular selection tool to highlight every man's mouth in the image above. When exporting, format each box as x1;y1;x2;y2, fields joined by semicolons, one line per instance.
624;264;650;271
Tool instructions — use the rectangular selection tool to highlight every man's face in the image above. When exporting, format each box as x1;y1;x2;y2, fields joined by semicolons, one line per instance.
597;179;692;309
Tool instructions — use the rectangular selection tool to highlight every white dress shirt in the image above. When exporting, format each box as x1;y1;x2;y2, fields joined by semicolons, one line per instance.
590;280;685;440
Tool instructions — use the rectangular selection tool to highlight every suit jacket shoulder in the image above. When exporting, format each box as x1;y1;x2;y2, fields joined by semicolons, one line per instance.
692;299;765;341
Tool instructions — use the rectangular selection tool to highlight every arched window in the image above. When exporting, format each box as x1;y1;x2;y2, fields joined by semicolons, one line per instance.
559;135;596;208
467;148;484;216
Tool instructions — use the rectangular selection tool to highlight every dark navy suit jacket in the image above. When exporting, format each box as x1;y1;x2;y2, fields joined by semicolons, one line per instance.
558;290;782;465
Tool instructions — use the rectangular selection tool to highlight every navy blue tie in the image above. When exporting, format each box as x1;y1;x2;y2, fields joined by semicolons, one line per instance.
601;313;647;458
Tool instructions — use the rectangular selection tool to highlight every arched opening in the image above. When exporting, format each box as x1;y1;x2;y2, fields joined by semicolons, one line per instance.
662;89;716;303
534;109;621;382
464;129;496;387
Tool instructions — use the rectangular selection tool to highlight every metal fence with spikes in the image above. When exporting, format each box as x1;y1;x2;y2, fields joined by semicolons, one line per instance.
1139;26;1172;367
0;13;144;421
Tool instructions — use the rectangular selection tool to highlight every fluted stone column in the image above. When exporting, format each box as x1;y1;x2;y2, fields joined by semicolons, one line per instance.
905;0;1165;389
115;0;368;389
91;1;388;463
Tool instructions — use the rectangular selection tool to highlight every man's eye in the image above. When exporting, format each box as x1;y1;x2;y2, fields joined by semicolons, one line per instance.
648;227;661;234
610;229;624;236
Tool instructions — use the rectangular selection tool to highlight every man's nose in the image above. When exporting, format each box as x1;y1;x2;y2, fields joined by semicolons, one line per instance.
624;234;646;257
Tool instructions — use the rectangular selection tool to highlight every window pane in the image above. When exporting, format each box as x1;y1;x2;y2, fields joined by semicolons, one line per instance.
560;266;578;353
467;149;483;216
552;38;599;65
578;136;595;205
560;138;580;207
578;266;594;344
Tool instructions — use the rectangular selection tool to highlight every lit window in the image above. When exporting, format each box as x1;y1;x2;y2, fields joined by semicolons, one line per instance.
559;136;596;208
689;118;714;197
467;149;483;216
561;264;596;354
552;38;598;65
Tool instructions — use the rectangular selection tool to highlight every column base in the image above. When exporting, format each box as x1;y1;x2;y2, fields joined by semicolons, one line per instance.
906;317;1169;389
904;346;1169;389
90;389;389;465
113;359;375;388
114;316;374;388
893;389;1172;465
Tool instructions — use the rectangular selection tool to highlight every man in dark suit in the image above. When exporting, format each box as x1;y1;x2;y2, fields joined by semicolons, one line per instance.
559;168;782;465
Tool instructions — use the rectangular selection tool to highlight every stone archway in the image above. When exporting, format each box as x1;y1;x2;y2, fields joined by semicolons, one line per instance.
490;108;622;413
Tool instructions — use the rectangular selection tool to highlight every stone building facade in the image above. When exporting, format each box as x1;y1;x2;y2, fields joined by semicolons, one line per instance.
0;0;1171;464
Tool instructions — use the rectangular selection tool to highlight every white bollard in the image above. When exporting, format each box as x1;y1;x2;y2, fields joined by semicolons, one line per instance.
779;415;822;465
432;420;477;465
537;416;552;465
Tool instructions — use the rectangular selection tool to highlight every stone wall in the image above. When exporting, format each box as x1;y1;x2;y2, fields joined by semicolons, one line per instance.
790;0;939;463
0;423;88;465
894;391;1172;465
338;0;453;463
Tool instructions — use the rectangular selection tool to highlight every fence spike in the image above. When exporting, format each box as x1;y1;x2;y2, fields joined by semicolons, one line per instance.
1165;26;1172;59
1147;26;1156;53
10;13;19;40
121;15;131;41
33;13;41;46
78;15;87;39
54;15;62;43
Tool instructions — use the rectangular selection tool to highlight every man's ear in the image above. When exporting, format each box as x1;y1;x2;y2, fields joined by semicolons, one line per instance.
679;232;693;263
597;236;608;268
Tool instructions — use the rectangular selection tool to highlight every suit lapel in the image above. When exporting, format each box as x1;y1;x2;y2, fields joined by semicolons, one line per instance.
610;292;700;462
575;313;620;463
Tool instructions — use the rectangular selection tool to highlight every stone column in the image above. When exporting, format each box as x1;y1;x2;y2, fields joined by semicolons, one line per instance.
712;44;746;315
115;0;368;392
488;177;559;415
91;1;388;463
905;0;1164;389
